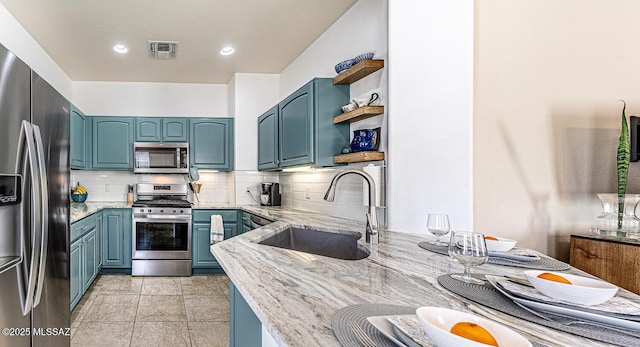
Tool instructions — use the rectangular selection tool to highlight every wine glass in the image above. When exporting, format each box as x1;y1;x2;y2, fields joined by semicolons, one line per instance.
426;214;450;246
447;231;489;284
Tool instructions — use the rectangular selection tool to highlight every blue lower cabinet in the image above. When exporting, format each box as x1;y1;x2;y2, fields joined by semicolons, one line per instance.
101;209;132;270
70;213;102;311
230;282;262;347
81;229;98;293
70;239;82;310
191;209;238;274
192;223;218;268
192;223;236;273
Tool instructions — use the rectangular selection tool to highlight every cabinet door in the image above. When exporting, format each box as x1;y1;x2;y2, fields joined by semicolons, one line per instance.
192;223;218;268
279;82;314;167
190;118;234;170
82;229;97;293
96;212;103;268
92;117;134;169
257;106;280;170
230;282;262;347
102;210;125;268
70;239;82;310
163;118;189;142
121;209;133;268
224;223;236;239
135;118;162;142
70;105;87;169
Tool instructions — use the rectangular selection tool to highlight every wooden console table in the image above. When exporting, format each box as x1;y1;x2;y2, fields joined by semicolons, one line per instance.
569;234;640;295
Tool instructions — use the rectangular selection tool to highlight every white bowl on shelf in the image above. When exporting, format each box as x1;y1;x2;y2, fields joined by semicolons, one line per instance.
523;270;618;306
484;236;517;252
416;306;531;347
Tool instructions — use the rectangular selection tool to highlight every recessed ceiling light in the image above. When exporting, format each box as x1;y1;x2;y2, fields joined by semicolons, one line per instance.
113;44;128;54
220;46;234;56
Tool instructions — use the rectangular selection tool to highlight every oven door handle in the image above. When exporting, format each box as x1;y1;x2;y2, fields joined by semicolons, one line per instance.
133;216;192;222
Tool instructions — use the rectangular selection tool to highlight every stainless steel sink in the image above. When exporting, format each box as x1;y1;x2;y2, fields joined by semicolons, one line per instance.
257;227;370;260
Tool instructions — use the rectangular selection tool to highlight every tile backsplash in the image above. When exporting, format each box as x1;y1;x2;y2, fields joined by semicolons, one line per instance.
70;170;231;203
71;163;384;224
280;163;384;224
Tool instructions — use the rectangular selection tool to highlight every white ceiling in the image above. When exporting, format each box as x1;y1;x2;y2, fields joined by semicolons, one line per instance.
0;0;357;84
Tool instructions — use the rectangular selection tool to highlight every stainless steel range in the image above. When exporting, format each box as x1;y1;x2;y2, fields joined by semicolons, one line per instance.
132;183;192;276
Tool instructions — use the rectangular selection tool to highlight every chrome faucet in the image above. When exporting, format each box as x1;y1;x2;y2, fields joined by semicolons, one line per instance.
324;169;379;243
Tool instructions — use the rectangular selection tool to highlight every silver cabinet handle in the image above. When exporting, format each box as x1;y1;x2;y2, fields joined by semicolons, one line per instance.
15;121;42;316
32;124;48;308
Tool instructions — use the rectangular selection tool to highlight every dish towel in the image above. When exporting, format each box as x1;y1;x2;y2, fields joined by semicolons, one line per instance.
210;215;224;245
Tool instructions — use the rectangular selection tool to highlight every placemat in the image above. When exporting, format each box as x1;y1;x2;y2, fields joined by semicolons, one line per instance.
418;242;571;271
332;303;547;347
332;304;415;347
438;274;640;346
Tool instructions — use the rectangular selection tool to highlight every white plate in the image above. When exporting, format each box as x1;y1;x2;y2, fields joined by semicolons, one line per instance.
486;275;640;331
366;316;408;347
489;248;540;262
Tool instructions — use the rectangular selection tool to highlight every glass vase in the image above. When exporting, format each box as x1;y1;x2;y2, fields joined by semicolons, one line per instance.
595;193;640;238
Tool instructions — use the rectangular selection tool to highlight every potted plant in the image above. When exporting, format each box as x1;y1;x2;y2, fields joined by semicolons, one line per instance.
595;101;640;237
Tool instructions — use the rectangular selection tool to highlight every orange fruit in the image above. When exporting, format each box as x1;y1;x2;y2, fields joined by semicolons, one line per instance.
484;236;499;241
537;272;572;285
450;322;499;346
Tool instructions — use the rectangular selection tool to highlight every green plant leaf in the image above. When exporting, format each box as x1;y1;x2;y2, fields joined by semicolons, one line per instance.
617;100;630;228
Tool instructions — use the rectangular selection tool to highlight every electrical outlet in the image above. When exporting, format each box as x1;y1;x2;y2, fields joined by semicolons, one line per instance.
305;186;311;200
105;183;111;192
246;186;251;193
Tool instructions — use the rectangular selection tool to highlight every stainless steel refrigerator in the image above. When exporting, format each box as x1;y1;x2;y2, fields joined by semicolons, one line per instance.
0;43;70;346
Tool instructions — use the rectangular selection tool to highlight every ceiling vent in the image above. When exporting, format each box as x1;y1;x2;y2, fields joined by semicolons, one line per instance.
148;41;179;60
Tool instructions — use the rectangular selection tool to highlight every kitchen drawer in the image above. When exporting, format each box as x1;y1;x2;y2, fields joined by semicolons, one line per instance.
71;214;97;242
192;209;238;223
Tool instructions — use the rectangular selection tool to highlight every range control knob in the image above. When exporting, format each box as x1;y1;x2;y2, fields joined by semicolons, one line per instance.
160;209;164;213
147;209;152;213
139;209;144;213
180;210;184;214
172;209;177;213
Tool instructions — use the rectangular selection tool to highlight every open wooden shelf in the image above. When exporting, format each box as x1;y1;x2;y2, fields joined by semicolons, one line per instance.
334;151;385;163
333;106;384;124
333;60;385;85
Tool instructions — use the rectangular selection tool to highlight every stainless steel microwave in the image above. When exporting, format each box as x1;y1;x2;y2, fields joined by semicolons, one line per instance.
133;142;189;174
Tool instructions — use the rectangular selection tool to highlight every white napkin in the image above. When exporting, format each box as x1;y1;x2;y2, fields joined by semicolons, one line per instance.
210;215;224;245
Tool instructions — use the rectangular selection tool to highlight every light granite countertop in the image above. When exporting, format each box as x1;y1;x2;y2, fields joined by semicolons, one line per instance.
70;201;132;223
211;215;631;347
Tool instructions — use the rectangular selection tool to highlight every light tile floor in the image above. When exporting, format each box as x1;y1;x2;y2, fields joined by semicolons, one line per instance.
71;274;230;347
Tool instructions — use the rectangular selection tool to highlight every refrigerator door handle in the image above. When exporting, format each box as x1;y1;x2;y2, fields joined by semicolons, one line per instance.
15;120;43;316
32;124;48;308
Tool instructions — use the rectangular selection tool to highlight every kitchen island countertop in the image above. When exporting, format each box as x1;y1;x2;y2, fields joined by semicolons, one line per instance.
212;214;626;347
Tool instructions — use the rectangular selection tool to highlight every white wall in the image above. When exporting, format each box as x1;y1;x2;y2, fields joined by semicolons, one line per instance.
275;0;388;222
474;0;640;258
0;2;72;99
230;73;280;171
387;0;474;233
72;81;228;116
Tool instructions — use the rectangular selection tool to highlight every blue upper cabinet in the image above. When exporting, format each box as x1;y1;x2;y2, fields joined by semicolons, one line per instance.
92;117;134;170
259;78;349;170
135;118;162;142
70;105;88;169
190;118;234;171
257;105;279;171
135;117;188;142
163;118;189;142
279;82;314;167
